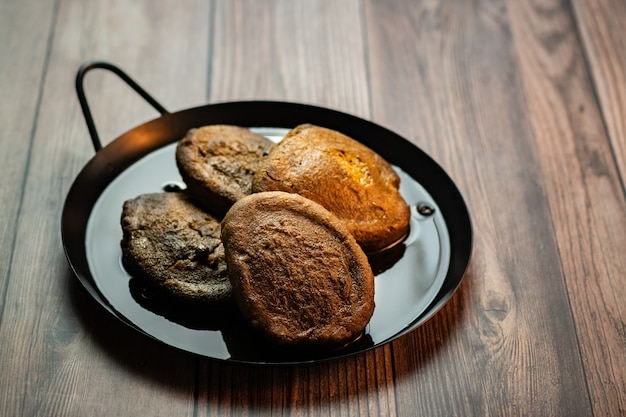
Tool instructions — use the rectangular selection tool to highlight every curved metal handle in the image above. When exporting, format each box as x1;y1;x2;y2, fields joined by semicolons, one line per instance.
75;61;169;152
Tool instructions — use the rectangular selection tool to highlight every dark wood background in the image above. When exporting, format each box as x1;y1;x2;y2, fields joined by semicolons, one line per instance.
1;0;624;415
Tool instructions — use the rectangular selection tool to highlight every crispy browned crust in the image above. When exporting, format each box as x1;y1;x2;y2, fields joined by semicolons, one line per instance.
221;191;375;347
176;125;274;217
252;124;410;253
120;192;232;307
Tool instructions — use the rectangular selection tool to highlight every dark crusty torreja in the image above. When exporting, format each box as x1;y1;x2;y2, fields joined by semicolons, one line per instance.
221;191;375;347
176;125;275;216
252;124;410;253
120;192;232;307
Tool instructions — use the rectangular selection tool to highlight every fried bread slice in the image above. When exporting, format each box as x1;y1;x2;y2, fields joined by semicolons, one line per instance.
252;124;410;253
221;191;375;347
176;125;274;217
120;192;232;307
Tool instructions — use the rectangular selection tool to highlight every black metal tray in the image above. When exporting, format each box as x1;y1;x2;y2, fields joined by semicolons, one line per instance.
62;61;472;364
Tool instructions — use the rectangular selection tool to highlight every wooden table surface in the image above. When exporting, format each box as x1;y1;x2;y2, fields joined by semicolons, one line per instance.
2;0;625;416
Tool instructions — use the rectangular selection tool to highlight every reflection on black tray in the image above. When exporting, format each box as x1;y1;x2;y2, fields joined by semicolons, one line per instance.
367;242;406;275
128;277;240;330
129;277;375;362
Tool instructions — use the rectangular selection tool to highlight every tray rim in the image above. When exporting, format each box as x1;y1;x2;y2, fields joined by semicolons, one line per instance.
62;99;473;364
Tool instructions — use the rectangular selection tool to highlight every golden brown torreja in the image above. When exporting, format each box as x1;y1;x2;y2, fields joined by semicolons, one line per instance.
252;124;410;253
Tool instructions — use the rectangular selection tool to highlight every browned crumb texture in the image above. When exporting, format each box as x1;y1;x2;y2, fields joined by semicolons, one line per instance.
120;192;232;306
176;125;275;216
221;191;375;347
252;124;410;253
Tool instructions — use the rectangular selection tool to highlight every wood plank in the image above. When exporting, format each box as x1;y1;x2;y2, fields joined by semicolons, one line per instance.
0;1;58;414
208;0;370;119
571;0;626;186
509;0;626;415
0;0;211;415
199;347;396;416
0;0;54;328
364;0;592;415
197;1;397;416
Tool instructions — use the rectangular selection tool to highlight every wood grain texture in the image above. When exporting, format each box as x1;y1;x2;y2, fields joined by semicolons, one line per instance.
572;0;626;188
0;0;55;333
364;0;592;415
1;0;625;415
0;0;210;415
508;0;626;415
209;0;370;118
0;3;58;416
198;347;396;417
